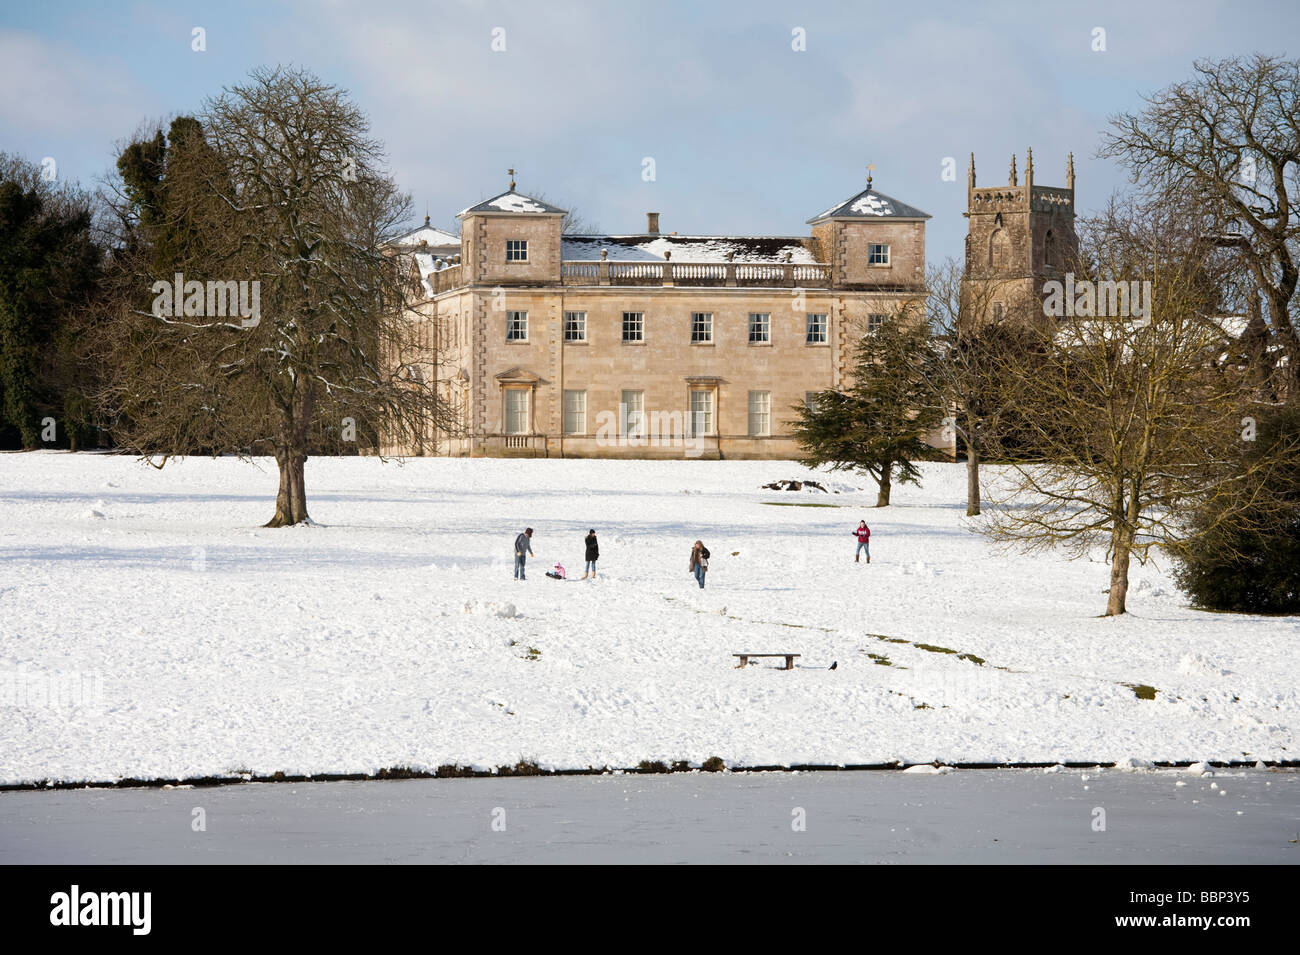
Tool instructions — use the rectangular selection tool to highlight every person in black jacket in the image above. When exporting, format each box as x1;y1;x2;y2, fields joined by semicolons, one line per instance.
582;529;599;579
514;528;534;580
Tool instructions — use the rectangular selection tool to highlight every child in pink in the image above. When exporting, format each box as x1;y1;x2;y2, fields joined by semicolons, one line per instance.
853;522;871;563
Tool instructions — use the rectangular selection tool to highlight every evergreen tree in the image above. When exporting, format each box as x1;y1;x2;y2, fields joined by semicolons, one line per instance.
1172;404;1300;614
0;162;101;449
792;308;943;506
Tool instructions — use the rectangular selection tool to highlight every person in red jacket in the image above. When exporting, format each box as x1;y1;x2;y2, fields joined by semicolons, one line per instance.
853;521;871;563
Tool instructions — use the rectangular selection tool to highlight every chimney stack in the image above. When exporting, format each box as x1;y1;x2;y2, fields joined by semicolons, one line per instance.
647;212;660;235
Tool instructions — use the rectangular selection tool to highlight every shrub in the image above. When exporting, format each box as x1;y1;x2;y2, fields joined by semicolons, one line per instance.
1172;404;1300;614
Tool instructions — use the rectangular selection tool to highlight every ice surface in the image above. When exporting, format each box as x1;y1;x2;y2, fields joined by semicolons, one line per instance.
1;769;1294;864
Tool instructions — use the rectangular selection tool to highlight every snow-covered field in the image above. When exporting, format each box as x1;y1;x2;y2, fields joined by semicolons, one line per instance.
0;452;1295;785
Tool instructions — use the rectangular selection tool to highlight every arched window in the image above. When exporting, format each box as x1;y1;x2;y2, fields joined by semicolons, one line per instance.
1045;230;1057;268
989;228;1010;270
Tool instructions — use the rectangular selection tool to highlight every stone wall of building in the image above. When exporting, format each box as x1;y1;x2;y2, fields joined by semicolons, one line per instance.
390;181;947;458
465;213;563;286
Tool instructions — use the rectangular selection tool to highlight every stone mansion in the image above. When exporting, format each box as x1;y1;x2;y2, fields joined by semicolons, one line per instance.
389;156;1073;458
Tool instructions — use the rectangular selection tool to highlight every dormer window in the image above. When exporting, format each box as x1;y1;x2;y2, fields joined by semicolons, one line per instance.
868;243;890;266
506;239;528;262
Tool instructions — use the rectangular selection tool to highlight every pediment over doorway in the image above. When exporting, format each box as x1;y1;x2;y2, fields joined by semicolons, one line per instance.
495;367;543;385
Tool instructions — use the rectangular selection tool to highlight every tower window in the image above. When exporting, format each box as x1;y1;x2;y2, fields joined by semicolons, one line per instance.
989;229;1010;269
1045;230;1057;268
505;240;528;262
506;310;528;341
868;243;890;266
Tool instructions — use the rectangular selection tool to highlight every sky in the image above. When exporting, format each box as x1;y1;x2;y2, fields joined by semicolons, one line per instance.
1;0;1296;264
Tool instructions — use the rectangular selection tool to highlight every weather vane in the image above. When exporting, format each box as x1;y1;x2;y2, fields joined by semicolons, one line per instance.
508;168;516;190
867;162;875;190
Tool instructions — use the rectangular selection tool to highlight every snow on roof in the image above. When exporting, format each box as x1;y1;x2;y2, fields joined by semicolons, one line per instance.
458;190;567;217
1053;314;1256;355
413;252;438;297
1208;314;1252;339
808;186;931;223
561;234;818;264
393;222;460;248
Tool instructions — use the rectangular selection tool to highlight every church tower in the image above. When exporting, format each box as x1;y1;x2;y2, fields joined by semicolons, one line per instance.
961;149;1076;328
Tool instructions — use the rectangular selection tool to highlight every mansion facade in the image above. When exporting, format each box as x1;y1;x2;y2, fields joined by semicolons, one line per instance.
390;172;933;458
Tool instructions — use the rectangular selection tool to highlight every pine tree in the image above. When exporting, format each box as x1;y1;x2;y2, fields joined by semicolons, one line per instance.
792;307;943;506
0;163;100;449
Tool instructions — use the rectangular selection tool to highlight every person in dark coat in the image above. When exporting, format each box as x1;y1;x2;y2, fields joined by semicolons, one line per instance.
514;527;534;580
689;540;710;589
582;529;599;579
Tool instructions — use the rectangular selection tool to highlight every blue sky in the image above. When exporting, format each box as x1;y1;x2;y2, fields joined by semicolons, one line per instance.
2;0;1295;263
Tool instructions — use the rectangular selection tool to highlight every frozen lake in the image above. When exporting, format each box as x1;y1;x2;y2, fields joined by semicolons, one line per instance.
2;768;1296;864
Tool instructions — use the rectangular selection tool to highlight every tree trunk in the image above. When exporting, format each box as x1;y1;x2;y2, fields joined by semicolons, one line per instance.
267;449;311;526
1264;286;1299;392
876;461;893;507
1106;525;1133;616
265;387;315;527
965;444;981;516
1105;479;1139;617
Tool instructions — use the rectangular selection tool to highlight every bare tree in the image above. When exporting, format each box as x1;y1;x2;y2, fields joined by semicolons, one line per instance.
923;258;1037;515
983;198;1284;615
97;67;458;526
1102;54;1300;391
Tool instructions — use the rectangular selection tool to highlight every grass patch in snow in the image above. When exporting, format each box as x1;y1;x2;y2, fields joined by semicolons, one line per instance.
870;634;910;644
867;634;990;667
500;760;543;776
863;652;902;668
913;642;986;666
508;639;542;661
1123;683;1159;701
760;501;842;508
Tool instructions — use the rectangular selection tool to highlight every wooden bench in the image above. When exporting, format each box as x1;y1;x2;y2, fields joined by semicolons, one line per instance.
733;653;801;670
